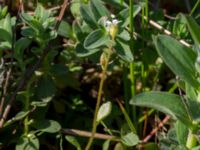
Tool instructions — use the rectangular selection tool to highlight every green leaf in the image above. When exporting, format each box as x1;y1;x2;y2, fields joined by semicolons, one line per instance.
0;41;12;50
35;4;45;19
58;21;73;38
65;136;82;150
72;21;86;42
20;13;42;31
42;17;56;29
185;83;197;101
103;140;110;150
153;35;199;89
114;142;124;150
80;4;97;29
182;14;200;45
97;101;112;122
14;111;30;120
21;27;36;38
172;14;187;38
130;92;192;127
35;4;50;22
76;43;100;57
1;6;8;18
84;29;109;49
0;28;12;46
90;0;109;21
31;101;50;107
175;121;188;145
36;75;56;102
14;38;31;61
16;134;39;150
121;132;139;146
114;38;133;62
187;100;200;122
3;14;12;39
32;119;61;133
192;146;200;150
4;111;30;127
117;5;142;27
70;0;81;17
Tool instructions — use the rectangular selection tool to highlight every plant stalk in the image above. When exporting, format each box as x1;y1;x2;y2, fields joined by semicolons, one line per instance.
24;80;32;135
129;0;137;127
190;0;200;16
85;41;113;150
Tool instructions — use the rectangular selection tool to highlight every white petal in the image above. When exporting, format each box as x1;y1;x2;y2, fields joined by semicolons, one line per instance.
105;20;112;27
111;14;115;18
112;19;120;25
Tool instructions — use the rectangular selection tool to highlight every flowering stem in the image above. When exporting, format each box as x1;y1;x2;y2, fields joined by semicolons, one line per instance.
85;40;113;150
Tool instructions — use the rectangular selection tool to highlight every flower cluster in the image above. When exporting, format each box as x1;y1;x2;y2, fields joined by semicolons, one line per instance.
102;14;121;39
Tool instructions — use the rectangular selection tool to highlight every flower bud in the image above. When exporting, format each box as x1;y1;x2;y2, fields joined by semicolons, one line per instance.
100;52;107;70
109;24;118;40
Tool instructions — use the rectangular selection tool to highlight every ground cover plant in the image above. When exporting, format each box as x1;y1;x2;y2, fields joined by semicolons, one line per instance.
0;0;200;149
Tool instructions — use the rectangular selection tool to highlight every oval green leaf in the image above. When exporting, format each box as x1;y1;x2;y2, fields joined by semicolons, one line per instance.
76;43;100;57
16;134;39;150
65;136;82;150
153;35;199;89
32;119;61;133
130;92;192;127
84;29;109;49
80;4;97;29
58;21;73;38
121;132;139;147
90;0;109;21
0;28;12;44
114;38;133;62
97;101;112;122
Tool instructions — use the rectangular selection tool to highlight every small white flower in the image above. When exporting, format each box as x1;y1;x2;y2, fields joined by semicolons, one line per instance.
103;15;121;32
112;19;120;25
100;14;121;39
111;14;115;19
105;20;112;27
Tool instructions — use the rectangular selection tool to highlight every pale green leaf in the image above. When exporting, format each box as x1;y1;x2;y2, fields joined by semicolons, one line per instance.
97;101;112;122
65;136;82;150
121;132;139;146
